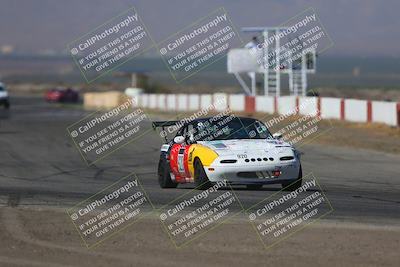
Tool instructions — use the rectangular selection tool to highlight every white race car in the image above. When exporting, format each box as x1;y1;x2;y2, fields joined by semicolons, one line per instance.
154;116;302;191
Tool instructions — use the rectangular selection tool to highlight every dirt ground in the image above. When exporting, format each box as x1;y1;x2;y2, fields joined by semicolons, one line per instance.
264;115;400;155
310;120;400;154
0;207;399;267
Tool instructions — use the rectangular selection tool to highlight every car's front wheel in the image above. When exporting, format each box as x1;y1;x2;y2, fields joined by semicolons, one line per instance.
158;158;177;188
194;159;212;190
281;165;303;191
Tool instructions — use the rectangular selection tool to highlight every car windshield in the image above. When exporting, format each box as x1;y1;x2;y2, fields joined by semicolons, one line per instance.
189;116;272;141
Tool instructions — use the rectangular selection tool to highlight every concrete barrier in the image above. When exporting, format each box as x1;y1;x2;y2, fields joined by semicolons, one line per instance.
255;95;275;113
157;94;166;110
141;94;149;108
320;97;342;119
166;94;176;111
277;96;297;115
213;93;228;111
345;99;367;122
245;96;256;113
188;94;200;111
134;94;141;107
229;94;245;112
84;91;128;109
149;94;157;109
299;96;318;116
200;94;212;110
177;94;188;111
131;95;140;108
128;93;400;127
372;101;398;126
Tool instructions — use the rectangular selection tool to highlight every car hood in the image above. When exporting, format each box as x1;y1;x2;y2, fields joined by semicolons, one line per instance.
197;139;293;156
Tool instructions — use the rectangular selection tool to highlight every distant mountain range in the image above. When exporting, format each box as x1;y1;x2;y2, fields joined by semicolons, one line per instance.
1;54;400;89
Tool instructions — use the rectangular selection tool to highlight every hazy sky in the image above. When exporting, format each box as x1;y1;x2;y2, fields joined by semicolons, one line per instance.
0;0;399;56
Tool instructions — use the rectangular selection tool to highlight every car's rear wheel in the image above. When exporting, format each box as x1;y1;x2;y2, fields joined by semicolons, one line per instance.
194;159;212;190
246;184;263;190
158;159;177;188
281;165;303;191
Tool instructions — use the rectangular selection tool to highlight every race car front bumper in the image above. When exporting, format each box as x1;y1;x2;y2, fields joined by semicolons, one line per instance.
204;157;301;185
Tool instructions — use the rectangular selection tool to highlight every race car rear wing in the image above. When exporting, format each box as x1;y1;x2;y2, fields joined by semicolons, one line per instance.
152;120;180;129
152;120;181;142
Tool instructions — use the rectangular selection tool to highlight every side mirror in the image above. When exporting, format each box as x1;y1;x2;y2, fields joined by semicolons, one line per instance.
173;136;185;144
273;133;283;140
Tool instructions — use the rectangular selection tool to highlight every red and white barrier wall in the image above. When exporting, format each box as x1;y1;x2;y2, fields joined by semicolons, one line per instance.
372;101;398;126
320;97;342;120
131;93;400;127
255;96;275;113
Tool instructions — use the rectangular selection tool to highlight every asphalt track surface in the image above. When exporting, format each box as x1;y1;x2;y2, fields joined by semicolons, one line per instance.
0;96;399;224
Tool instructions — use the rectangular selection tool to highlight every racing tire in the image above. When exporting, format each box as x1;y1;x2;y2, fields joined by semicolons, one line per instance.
4;101;10;109
281;165;303;191
194;159;212;190
246;184;263;190
158;159;177;188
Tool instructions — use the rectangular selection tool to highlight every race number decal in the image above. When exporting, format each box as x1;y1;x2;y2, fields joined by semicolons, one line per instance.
178;148;185;173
